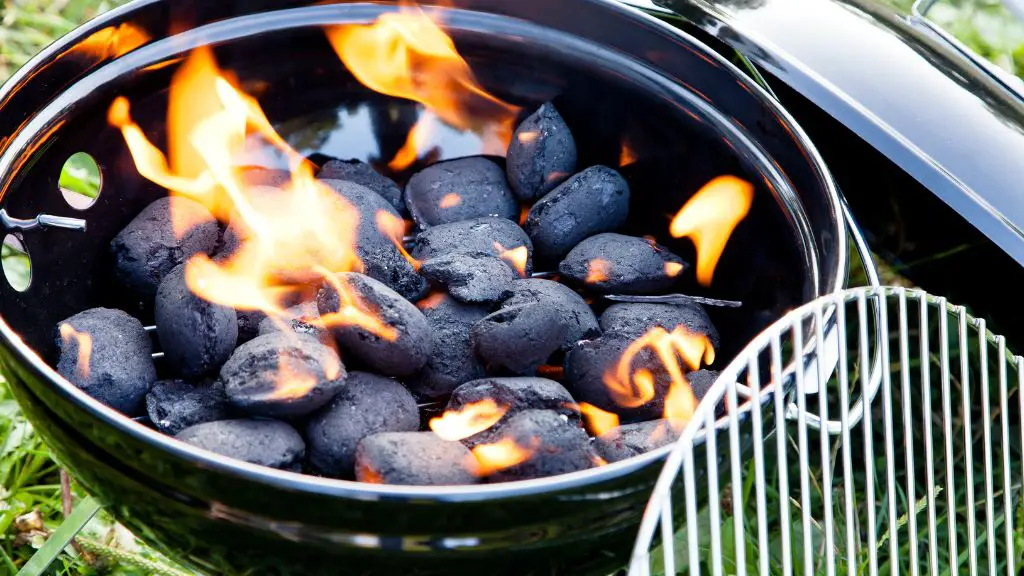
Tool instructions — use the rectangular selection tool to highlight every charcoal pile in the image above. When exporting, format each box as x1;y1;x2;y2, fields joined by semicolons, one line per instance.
53;101;742;486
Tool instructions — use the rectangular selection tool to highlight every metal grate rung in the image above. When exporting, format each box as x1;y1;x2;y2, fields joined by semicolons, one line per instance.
630;286;1024;576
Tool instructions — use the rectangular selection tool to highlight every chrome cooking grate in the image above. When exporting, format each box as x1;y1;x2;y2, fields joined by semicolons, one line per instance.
630;286;1024;576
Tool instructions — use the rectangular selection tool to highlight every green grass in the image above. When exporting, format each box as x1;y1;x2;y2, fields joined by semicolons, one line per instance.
2;0;1024;574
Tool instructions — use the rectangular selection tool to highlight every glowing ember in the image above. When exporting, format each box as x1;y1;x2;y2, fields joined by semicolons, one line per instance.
604;326;715;409
438;193;462;209
579;402;620;436
664;261;684;278
58;324;92;380
585;258;611;284
493;242;528;277
324;6;520;157
376;210;421;270
429;399;508;441
592;454;609;467
469;438;534;477
669;175;754;286
416;291;449;310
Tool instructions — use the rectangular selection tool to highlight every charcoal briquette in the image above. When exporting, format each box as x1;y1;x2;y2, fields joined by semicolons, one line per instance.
319;179;428;301
146;379;229;435
258;301;325;342
55;308;156;416
685;369;720;403
523;165;630;263
404;156;519;227
236;309;266;345
317;158;407;216
559;233;688;294
471;303;568;375
176;419;305;471
486;410;593;482
594;419;679;463
220;332;346;418
420;251;517;304
317;273;432;376
500;279;600;349
111;197;219;298
411;216;534;275
599;302;720;348
155;264;238;379
447;377;579;446
356;431;478;485
406;294;487;398
506;102;577;201
306;372;420;478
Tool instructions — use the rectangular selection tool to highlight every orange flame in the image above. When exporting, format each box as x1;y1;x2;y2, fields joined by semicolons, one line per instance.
416;291;449;310
389;113;436;171
518;130;539;144
579;402;620;436
493;242;528;277
76;23;151;60
429;399;508;441
604;327;715;409
669;175;754;286
324;5;520;157
438;193;462;209
469;438;534;477
265;348;342;401
592;454;609;467
376;210;421;270
619;140;638;167
318;272;400;341
664;378;699;432
585;258;611;284
58;324;92;380
664;262;684;278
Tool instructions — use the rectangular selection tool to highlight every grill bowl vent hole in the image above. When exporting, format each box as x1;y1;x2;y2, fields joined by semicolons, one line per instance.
2;234;31;292
59;152;102;210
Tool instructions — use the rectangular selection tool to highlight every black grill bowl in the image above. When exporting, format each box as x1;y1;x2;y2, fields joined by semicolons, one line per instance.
0;1;853;574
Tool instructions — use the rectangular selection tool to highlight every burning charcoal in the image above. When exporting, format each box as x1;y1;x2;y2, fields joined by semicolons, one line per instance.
599;302;720;348
420;252;516;304
485;410;593;482
523;165;630;263
220;332;346;418
411;216;534;275
176;419;305;471
319;179;427;300
55;308;156;415
111;197;219;298
407;294;487;398
594;420;679;463
356;432;478;485
559;233;688;294
318;158;407;216
306;372;420;478
317;273;432;376
404;157;519;227
501;279;600;349
447;377;579;446
258;302;325;341
471;304;568;375
236;309;266;345
506;102;577;201
155;264;238;379
239;166;292;188
146;379;229;435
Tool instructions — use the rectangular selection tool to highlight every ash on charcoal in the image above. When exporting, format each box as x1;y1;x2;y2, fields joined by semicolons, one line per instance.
220;332;346;418
239;166;292;188
306;372;420;478
471;303;568;375
407;294;487;398
500;279;600;349
258;302;325;341
506;103;577;201
176;419;305;471
356;432;478;486
55;308;155;416
559;233;687;294
522;165;630;263
317;273;432;377
594;419;678;463
404;157;519;228
320;179;428;301
236;309;266;345
686;369;721;403
146;379;229;435
486;410;593;482
155;264;238;379
599;302;720;348
318;158;406;216
420;251;517;304
447;377;579;446
111;197;219;298
411;216;534;275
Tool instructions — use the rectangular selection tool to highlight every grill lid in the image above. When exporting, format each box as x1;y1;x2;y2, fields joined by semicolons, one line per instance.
624;0;1024;267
